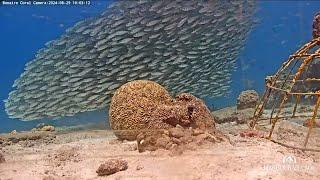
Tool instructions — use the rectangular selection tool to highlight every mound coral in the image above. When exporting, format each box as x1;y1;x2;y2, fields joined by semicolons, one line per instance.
109;80;216;141
109;80;173;140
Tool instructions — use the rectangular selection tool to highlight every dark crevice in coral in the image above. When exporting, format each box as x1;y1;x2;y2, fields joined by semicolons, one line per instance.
163;116;179;127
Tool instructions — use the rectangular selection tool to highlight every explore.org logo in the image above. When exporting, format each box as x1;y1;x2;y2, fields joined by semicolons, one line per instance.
262;155;315;173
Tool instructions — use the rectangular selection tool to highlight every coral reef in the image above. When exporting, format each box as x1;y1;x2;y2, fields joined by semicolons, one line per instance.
96;159;128;176
236;90;259;110
109;80;216;141
109;80;227;152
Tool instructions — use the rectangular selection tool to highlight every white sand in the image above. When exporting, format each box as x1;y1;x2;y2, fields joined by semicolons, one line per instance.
0;127;319;180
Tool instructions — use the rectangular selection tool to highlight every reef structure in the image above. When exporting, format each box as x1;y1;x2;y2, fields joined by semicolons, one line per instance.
109;80;215;141
109;80;226;152
5;0;256;121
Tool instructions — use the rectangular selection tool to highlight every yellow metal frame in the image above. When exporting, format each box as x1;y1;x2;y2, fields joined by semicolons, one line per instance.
250;37;320;152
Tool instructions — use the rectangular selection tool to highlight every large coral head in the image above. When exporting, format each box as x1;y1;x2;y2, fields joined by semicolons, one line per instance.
109;80;216;141
109;80;173;140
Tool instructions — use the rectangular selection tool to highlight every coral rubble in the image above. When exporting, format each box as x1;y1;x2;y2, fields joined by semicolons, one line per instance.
137;125;226;153
0;131;56;147
213;107;254;125
96;159;128;176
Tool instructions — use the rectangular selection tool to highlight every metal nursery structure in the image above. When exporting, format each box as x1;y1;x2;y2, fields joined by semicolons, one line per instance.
250;37;320;151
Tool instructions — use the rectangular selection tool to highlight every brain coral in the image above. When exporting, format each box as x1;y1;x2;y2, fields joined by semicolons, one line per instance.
109;80;173;140
109;80;215;140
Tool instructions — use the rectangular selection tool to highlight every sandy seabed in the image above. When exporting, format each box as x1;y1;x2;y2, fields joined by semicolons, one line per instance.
0;121;319;180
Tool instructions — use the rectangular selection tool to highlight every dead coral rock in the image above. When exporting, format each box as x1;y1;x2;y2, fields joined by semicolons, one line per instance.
213;107;254;124
215;115;238;124
144;92;215;138
10;130;17;135
300;63;320;93
214;111;244;124
313;12;320;39
137;127;226;153
0;152;5;163
155;135;171;148
136;165;143;170
237;90;259;110
173;93;215;130
96;159;128;176
34;123;55;132
192;129;205;136
40;125;55;132
110;80;224;152
169;127;185;138
109;80;173;140
137;93;224;154
0;131;56;147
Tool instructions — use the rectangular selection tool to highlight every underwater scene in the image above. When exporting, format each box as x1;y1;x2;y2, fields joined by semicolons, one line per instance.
1;0;320;179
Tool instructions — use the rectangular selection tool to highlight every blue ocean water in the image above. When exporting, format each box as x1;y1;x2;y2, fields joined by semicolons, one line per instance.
0;1;319;133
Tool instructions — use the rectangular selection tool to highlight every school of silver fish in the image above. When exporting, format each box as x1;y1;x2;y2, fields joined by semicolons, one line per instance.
5;0;256;120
